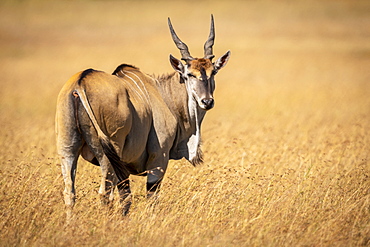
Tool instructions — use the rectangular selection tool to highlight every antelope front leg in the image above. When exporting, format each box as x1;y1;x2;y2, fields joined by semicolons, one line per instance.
146;163;168;199
146;151;169;199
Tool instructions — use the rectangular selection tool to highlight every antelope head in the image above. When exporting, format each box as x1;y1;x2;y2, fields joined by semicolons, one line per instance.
168;15;230;111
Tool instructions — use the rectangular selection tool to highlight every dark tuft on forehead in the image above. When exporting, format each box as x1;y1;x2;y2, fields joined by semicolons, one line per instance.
189;58;213;71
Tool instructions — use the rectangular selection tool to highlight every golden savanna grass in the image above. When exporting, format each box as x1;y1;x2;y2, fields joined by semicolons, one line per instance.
0;0;369;246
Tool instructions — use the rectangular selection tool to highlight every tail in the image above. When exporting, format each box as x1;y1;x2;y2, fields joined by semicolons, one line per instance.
73;85;130;181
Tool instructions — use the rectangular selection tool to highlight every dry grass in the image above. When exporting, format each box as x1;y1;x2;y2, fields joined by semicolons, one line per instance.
0;0;369;246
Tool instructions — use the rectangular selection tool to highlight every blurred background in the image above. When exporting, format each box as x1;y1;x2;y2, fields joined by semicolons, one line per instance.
1;0;369;133
1;0;369;186
0;1;369;245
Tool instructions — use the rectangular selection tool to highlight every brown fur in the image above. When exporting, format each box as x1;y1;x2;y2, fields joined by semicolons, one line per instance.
56;67;208;211
189;58;214;77
112;64;139;78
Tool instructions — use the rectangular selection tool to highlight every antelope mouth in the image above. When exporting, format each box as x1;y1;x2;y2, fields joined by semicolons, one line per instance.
199;98;214;111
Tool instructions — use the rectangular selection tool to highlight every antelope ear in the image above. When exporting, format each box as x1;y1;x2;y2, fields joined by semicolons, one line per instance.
214;50;231;71
169;54;185;74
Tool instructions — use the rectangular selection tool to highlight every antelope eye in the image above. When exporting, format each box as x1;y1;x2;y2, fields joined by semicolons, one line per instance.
187;73;196;78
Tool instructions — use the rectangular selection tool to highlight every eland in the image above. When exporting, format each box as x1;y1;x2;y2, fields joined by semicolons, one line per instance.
55;15;230;216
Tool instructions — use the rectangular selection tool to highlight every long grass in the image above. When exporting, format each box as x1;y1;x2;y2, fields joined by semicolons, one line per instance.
0;0;369;246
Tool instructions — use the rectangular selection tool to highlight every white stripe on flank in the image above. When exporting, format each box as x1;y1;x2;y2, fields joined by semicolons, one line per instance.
119;76;145;102
124;71;150;104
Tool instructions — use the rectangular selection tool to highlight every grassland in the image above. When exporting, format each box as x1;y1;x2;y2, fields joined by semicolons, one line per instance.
0;0;369;246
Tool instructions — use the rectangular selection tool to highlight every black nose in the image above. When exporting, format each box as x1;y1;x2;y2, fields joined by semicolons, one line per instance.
201;98;214;109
